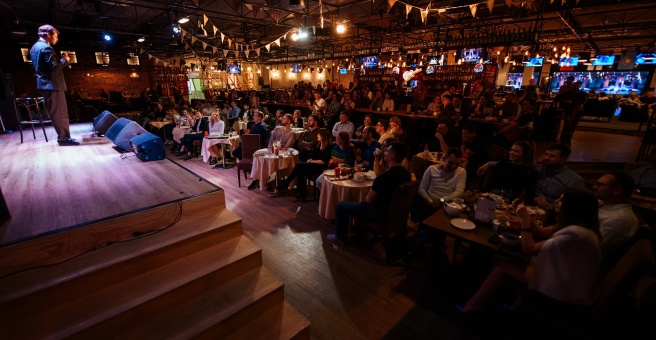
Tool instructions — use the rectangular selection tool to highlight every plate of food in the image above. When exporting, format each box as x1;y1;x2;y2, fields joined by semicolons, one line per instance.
450;218;476;231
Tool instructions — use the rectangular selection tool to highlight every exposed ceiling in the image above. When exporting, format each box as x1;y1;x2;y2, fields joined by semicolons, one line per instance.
2;0;656;64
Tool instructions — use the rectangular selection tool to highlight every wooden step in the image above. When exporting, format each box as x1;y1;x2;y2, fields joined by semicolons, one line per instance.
0;190;227;278
216;301;311;340
79;266;286;339
0;206;242;304
0;234;261;339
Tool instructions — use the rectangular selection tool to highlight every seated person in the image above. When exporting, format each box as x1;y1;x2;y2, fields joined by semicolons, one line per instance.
291;109;303;128
354;114;374;139
594;172;640;256
328;131;358;169
233;110;268;161
373;137;413;179
268;113;297;150
382;92;395;111
631;150;656;196
460;189;601;313
205;112;227;162
329;141;412;242
275;129;333;201
495;92;520;119
411;147;467;223
427;122;461;152
296;114;322;161
178;110;208;160
478;140;538;204
375;119;395;144
351;126;381;171
470;94;495;117
534;143;585;212
389;116;404;139
332;111;355;139
426;95;441;114
621;91;643;109
492;98;536;149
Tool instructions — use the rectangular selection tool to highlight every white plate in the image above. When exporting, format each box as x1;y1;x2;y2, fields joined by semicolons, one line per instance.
450;218;476;231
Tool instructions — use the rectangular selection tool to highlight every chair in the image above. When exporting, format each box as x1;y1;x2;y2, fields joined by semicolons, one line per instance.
237;134;260;187
14;97;50;143
359;179;420;265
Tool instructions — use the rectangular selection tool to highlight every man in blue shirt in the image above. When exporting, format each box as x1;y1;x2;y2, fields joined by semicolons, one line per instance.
227;101;241;130
352;126;380;171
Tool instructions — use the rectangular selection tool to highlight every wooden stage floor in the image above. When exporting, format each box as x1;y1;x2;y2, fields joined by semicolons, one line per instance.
0;123;219;245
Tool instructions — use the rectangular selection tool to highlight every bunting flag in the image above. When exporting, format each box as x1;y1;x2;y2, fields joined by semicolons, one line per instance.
191;36;197;44
148;54;154;60
487;0;494;12
420;9;428;24
469;4;477;17
213;25;218;36
312;26;316;35
203;14;208;25
275;38;281;46
265;44;271;52
406;4;412;18
140;48;145;54
245;3;252;10
212;46;218;54
202;42;208;50
283;33;287;40
220;32;225;43
255;48;260;56
223;49;229;57
387;0;397;12
228;39;232;48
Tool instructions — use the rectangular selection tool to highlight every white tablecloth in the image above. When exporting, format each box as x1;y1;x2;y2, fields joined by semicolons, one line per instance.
201;135;240;163
317;170;373;220
250;148;300;190
172;126;191;143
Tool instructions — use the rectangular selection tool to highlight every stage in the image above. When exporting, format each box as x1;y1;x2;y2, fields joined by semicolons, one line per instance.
0;123;219;246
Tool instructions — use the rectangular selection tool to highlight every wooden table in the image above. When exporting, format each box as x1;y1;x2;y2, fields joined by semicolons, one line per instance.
250;148;300;190
318;170;374;220
172;126;191;143
201;135;240;165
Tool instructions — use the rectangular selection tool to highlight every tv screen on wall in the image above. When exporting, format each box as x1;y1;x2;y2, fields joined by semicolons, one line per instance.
360;56;379;68
592;55;615;66
526;57;544;67
291;63;302;73
227;64;241;74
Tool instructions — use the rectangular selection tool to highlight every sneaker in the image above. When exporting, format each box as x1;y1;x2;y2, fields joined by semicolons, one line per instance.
57;138;80;146
247;180;260;190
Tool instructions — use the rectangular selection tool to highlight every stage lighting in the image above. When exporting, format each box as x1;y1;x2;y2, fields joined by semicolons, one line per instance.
178;16;189;24
103;33;112;42
137;37;145;42
336;23;346;34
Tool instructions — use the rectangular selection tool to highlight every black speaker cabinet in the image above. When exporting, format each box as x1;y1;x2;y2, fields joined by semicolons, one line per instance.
107;119;146;151
130;132;166;161
93;111;117;135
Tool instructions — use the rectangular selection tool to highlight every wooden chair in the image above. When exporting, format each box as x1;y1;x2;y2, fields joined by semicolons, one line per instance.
236;134;260;187
359;179;420;265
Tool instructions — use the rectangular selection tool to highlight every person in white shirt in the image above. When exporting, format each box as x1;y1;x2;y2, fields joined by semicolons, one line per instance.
382;92;395;111
268;113;297;149
411;147;467;223
594;172;639;255
308;91;326;114
332;111;355;138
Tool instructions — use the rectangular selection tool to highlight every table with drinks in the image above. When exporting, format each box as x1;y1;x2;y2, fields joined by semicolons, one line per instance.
421;191;542;263
250;144;300;190
201;133;241;166
318;165;375;220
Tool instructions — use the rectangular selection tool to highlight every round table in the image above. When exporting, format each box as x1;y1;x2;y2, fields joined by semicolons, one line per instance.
149;121;171;129
250;148;300;190
172;126;191;143
201;135;240;163
318;170;374;220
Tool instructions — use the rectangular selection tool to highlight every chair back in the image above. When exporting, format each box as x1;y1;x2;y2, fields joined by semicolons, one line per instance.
241;134;260;160
383;180;420;237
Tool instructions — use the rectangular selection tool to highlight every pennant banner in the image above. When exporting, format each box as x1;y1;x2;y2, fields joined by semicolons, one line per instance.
469;4;477;17
223;49;229;57
387;0;397;12
255;48;260;56
406;4;412;18
203;14;208;25
265;44;271;52
420;9;428;24
220;32;225;43
213;25;218;36
487;0;494;12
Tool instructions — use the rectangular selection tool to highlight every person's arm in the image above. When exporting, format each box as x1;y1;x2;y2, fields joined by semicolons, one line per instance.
517;204;546;254
436;133;449;153
442;169;467;202
332;122;340;137
346;123;355;138
284;130;296;148
365;188;378;204
417;168;437;206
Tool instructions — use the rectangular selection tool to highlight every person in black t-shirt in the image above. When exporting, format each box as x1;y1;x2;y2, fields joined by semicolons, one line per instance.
329;142;412;242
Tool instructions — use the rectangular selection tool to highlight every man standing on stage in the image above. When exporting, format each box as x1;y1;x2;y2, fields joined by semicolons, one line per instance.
30;25;79;146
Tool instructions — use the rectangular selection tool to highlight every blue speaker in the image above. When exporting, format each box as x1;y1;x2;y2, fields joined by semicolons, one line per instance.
106;118;146;150
93;110;117;135
130;132;166;161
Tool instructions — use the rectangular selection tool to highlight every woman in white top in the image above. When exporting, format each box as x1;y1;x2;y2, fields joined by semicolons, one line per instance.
460;189;601;313
381;92;395;111
207;111;225;135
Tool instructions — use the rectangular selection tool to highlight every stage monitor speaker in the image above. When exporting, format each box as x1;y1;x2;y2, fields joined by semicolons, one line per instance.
130;132;166;161
107;118;146;151
93;111;118;135
105;117;132;142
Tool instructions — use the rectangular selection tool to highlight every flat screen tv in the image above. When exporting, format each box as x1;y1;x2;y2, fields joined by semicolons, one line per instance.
227;64;241;74
462;48;482;62
360;55;379;68
559;56;579;66
339;68;348;74
428;56;440;65
408;80;418;88
291;63;302;73
592;55;615;66
526;57;544;67
635;54;656;65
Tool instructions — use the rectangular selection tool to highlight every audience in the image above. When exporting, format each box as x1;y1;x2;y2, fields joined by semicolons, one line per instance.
534;143;584;211
268;113;297;149
355;114;374;139
375;119;394;144
297;114;322;161
478;140;538;203
351;126;381;171
332;111;355;138
461;123;487;189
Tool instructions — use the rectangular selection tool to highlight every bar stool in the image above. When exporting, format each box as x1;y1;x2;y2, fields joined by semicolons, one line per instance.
14;97;50;143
